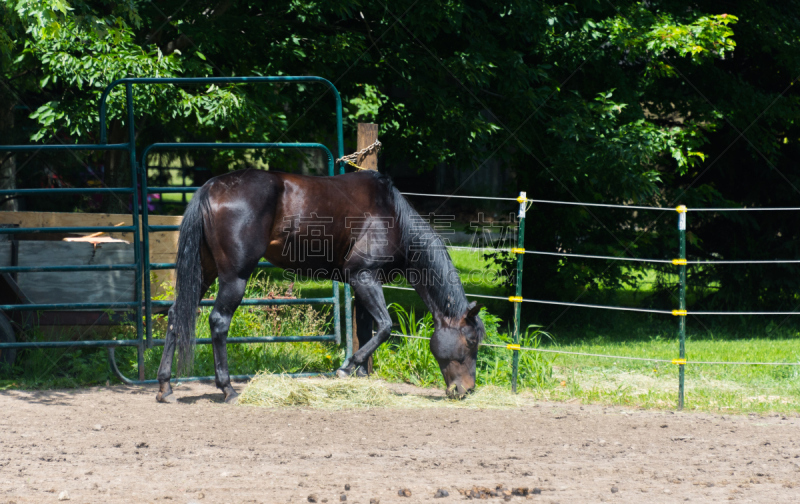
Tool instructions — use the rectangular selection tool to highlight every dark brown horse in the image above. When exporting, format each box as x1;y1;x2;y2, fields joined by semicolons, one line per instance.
156;169;484;403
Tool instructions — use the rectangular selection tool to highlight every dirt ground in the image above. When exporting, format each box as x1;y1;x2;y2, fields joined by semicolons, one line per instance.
1;382;799;504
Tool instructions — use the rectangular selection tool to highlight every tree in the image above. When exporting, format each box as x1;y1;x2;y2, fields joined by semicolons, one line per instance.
2;0;798;311
512;1;800;313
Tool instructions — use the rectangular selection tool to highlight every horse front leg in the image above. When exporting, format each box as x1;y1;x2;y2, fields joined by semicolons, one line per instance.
353;294;375;377
337;273;391;378
209;277;247;403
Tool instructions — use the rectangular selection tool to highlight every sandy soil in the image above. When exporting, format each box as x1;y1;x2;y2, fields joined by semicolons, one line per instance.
1;381;799;504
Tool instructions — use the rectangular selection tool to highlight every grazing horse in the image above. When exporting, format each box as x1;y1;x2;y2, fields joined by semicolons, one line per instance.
156;169;485;403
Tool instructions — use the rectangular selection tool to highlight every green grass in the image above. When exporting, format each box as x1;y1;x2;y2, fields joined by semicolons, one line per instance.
124;274;344;380
371;303;800;414
4;248;800;416
0;248;511;390
526;311;800;413
540;341;800;414
373;304;555;391
0;274;343;389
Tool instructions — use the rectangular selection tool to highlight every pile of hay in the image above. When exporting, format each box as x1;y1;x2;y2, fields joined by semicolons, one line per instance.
238;372;529;410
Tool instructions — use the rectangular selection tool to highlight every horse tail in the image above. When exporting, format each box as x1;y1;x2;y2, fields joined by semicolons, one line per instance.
173;184;210;376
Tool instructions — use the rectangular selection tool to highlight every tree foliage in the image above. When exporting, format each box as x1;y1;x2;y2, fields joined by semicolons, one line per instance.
1;0;799;310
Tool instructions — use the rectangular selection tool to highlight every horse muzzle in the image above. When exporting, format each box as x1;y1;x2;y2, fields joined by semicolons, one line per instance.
446;382;474;399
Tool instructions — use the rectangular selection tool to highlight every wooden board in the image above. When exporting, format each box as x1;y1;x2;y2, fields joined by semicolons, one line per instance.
0;241;135;305
0;211;183;296
0;211;181;249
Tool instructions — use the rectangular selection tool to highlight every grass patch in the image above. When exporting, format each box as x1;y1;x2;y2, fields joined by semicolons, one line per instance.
531;332;800;414
1;272;343;388
372;304;556;390
5;244;800;418
119;273;344;380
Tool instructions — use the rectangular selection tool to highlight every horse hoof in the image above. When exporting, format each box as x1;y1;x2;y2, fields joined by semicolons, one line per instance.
336;367;352;378
224;392;239;404
354;366;368;378
156;392;176;404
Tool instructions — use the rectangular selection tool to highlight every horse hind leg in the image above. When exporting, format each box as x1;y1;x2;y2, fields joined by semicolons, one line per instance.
156;256;217;403
209;275;248;403
156;306;180;403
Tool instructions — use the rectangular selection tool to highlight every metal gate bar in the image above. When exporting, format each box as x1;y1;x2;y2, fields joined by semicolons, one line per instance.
138;141;339;353
0;90;146;377
0;75;354;385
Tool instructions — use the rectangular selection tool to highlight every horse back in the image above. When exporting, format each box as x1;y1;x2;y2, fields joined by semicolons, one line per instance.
201;169;402;274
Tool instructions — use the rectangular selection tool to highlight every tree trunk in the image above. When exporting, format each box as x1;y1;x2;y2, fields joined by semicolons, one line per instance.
0;95;18;211
103;120;132;214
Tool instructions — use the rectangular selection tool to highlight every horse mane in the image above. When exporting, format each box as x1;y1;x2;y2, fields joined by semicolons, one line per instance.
379;173;469;319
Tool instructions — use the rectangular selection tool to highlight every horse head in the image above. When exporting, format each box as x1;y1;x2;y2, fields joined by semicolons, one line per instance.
430;301;485;399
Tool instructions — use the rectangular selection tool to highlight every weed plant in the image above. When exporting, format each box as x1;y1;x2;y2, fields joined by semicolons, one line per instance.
0;328;114;390
373;303;556;390
0;271;341;388
120;272;342;379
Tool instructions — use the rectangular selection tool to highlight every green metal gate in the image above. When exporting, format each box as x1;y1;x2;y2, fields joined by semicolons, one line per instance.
0;76;354;383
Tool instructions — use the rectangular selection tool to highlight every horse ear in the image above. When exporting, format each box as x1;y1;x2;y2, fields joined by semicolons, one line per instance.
466;302;483;319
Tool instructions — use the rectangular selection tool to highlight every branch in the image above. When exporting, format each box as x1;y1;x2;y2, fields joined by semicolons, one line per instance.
0;195;23;207
8;70;32;82
207;0;234;20
361;12;381;56
164;33;193;56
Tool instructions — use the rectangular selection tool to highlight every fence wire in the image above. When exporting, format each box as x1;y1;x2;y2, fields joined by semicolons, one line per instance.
400;192;518;201
520;249;673;264
382;285;672;314
690;207;800;212
388;191;800;399
523;198;674;211
386;333;800;366
402;190;800;213
382;285;800;317
446;246;800;265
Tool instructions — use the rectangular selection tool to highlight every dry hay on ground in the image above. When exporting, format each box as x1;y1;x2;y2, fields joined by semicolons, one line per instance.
238;372;529;409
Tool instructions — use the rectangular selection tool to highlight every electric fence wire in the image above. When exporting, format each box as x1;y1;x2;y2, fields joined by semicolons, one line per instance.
520;249;800;265
400;192;518;201
401;191;800;212
382;285;673;314
389;192;800;365
381;285;800;316
385;333;800;366
446;246;800;265
689;207;800;212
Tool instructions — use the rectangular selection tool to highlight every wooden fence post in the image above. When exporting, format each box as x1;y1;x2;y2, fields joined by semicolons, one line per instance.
356;123;379;170
352;123;379;374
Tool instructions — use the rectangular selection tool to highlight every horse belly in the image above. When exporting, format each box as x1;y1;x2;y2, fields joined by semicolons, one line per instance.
265;232;344;275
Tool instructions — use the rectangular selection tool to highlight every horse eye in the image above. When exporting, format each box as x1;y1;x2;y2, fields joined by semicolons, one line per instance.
462;327;479;346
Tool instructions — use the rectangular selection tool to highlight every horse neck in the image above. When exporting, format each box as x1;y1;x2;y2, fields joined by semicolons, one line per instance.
393;186;469;320
410;279;446;320
401;227;469;321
